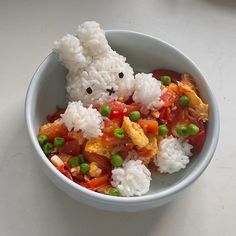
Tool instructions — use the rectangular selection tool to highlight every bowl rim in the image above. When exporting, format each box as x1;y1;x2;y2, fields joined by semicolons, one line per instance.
25;29;220;204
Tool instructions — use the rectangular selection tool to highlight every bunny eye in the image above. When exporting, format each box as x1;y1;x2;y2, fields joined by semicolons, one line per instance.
118;72;124;78
86;87;93;94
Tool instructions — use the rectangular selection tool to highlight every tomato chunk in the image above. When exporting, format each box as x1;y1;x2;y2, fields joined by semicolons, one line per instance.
188;130;206;155
59;140;80;156
85;153;112;173
107;101;140;121
152;69;181;83
160;90;177;107
64;131;85;144
39;122;68;141
138;119;158;134
159;107;170;122
83;174;110;190
57;165;73;180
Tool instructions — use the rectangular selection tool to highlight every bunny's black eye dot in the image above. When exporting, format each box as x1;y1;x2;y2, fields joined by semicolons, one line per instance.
118;72;124;78
86;87;93;94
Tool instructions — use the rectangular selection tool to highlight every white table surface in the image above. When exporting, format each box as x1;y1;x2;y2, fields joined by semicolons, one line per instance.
0;0;235;235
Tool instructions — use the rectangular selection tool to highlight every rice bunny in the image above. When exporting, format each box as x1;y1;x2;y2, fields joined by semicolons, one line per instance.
54;21;135;107
53;21;163;110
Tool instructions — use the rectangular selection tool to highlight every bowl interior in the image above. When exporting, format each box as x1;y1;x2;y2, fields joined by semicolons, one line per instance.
29;31;218;197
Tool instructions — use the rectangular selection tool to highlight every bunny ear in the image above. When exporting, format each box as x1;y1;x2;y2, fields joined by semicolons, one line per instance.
53;34;91;74
76;21;111;57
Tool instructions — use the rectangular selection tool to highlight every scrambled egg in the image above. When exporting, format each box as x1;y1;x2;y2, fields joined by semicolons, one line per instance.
85;137;111;158
178;81;208;121
122;116;149;148
145;134;158;157
136;134;158;165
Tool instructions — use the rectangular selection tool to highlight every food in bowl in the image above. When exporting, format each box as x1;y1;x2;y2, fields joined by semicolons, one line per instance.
37;21;208;197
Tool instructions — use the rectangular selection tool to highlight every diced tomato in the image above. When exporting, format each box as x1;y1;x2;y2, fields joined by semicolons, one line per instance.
59;140;80;156
82;174;110;190
188;130;206;155
101;119;123;147
152;69;181;83
46;107;65;123
116;142;134;157
57;165;73;180
138;119;158;134
39;122;68;141
85;153;112;173
167;106;191;135
159;107;170;122
160;90;177;107
103;119;119;135
63;135;74;142
73;174;85;183
136;147;152;157
124;96;134;105
107;101;140;121
64;131;85;145
101;134;123;147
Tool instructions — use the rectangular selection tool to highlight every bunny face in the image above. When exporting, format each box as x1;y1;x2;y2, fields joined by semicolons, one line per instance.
54;21;136;107
66;51;135;107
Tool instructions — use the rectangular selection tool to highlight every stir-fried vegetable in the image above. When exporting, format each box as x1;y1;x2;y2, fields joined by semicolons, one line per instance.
37;69;208;196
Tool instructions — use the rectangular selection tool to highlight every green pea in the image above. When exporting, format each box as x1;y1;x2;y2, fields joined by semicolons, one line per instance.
43;142;53;155
158;124;168;136
176;124;188;136
69;156;80;168
69;154;85;168
80;163;89;174
54;137;65;148
111;154;124;167
160;76;171;85
129;111;141;122
187;123;199;135
100;105;111;117
114;128;125;139
108;187;121;196
38;134;48;146
179;95;190;107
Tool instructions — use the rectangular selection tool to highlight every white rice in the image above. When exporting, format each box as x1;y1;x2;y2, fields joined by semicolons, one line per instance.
111;160;151;197
61;101;103;139
154;136;193;174
132;73;163;110
76;21;111;57
53;21;135;107
53;34;91;75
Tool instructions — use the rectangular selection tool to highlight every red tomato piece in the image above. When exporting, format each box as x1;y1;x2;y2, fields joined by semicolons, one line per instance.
57;165;73;180
85;153;112;173
160;90;177;107
64;131;85;145
103;119;119;135
152;69;181;83
138;119;158;134
73;174;85;183
83;174;110;190
159;107;170;122
46;107;65;123
107;101;140;121
124;96;134;105
59;140;80;156
39;122;68;141
188;130;206;155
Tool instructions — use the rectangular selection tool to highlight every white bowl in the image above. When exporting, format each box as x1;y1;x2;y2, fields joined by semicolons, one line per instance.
25;30;219;212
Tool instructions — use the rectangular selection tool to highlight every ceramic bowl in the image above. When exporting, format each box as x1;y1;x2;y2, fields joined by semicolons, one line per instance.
25;30;219;212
